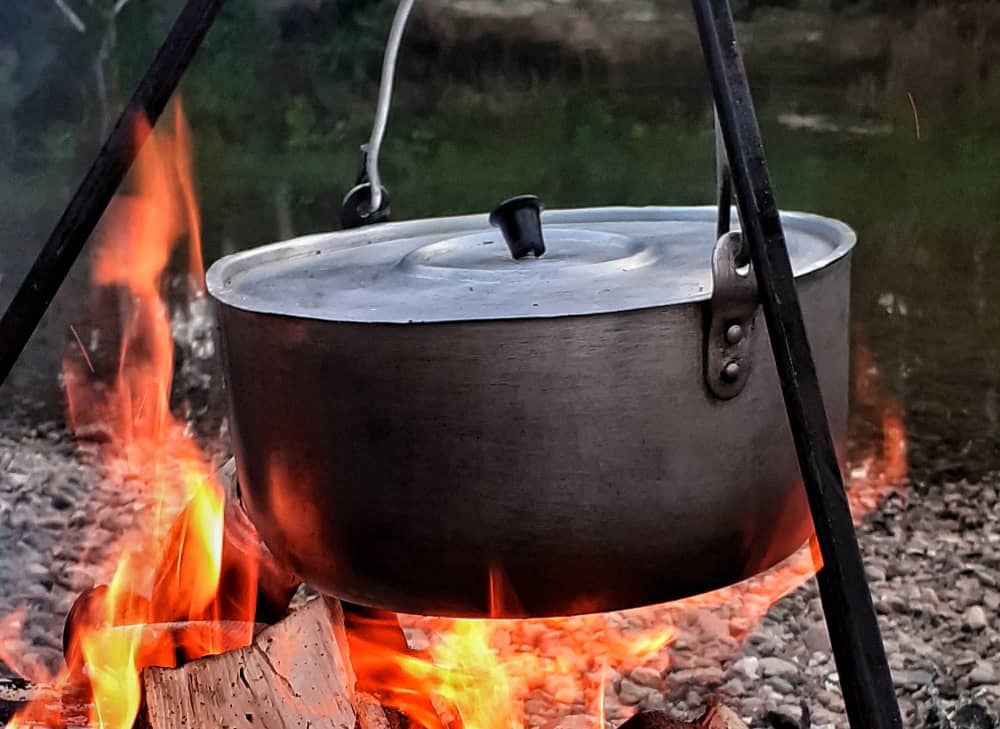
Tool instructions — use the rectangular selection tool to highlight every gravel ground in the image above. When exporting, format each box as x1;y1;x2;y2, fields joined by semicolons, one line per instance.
1;419;997;728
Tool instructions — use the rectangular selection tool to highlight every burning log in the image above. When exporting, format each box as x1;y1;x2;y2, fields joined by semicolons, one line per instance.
138;597;355;729
355;691;419;729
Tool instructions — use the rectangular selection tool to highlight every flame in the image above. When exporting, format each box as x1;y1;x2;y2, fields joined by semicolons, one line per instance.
347;333;907;729
348;609;674;729
8;100;258;729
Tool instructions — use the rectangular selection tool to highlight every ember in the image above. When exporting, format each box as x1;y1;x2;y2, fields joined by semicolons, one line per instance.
6;102;258;729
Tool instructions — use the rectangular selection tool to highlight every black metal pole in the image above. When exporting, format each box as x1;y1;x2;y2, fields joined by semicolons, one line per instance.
0;0;226;388
690;1;903;728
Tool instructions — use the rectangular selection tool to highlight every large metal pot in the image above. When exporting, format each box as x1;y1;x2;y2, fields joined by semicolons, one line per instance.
206;206;854;618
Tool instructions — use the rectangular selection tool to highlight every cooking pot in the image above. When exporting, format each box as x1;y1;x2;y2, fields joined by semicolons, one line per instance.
206;205;854;618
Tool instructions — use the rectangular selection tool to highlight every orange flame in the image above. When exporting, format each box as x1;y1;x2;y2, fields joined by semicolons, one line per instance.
348;608;675;729
8;100;257;729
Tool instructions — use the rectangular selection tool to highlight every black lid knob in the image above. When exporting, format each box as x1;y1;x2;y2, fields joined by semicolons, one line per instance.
489;195;545;260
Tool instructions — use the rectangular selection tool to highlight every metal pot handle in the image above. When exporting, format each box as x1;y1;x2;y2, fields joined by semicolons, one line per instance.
705;231;759;399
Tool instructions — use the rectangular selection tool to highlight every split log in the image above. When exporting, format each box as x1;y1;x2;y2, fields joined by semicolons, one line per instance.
139;597;355;729
701;704;750;729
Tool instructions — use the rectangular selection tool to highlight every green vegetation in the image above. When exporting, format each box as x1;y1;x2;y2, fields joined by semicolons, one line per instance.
3;0;1000;477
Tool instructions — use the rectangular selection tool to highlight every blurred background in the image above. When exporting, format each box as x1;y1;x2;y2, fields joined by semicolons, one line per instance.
1;0;999;484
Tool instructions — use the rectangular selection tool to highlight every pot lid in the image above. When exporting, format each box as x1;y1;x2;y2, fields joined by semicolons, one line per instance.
206;206;855;324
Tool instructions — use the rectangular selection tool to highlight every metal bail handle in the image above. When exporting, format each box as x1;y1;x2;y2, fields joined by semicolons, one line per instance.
705;231;758;399
341;0;416;229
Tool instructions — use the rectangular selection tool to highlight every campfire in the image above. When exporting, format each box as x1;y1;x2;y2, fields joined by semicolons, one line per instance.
0;98;908;729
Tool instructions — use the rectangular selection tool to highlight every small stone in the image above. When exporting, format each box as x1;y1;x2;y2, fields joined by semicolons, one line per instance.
969;660;997;687
892;669;933;688
695;610;732;641
730;656;759;680
955;651;981;668
719;678;745;696
616;678;654;706
865;564;887;582
627;666;663;688
768;676;795;694
964;606;989;631
811;707;840;727
803;623;831;653
540;715;598;729
759;657;798;678
25;563;51;579
769;705;803;725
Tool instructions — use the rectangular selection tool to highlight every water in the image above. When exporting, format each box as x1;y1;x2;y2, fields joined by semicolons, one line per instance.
3;1;1000;484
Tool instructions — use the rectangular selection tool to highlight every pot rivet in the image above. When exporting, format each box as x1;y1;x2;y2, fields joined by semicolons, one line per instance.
721;360;741;382
724;323;744;345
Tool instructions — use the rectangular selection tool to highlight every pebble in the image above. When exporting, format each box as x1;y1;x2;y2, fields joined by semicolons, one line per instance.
719;677;745;696
803;623;831;653
892;669;933;688
865;564;887;582
669;667;724;686
969;661;997;686
964;606;989;631
616;678;654;706
759;657;799;678
539;715;597;729
767;677;795;696
775;704;803;721
627;666;662;688
730;656;759;681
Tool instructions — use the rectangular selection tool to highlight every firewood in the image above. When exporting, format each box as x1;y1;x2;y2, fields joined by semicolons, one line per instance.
700;703;750;729
138;597;355;729
355;691;418;729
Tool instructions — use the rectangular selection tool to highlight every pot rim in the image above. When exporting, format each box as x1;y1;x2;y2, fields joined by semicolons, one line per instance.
206;205;856;324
